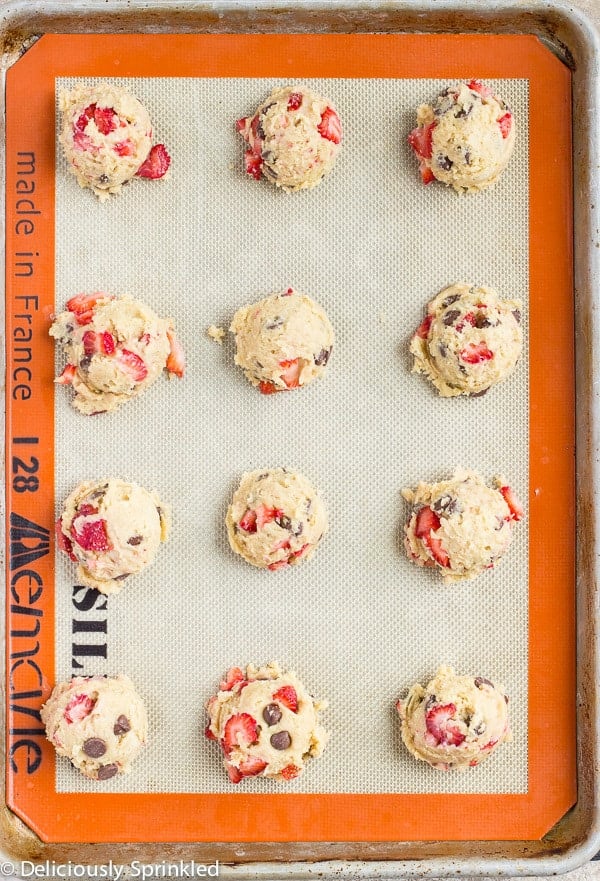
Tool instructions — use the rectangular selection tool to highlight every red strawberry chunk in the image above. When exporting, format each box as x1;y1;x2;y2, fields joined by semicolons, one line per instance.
222;713;258;755
317;107;342;144
114;139;135;157
73;130;95;153
414;506;450;567
75;104;95;132
460;342;494;364
289;543;310;563
82;331;116;358
136;144;171;179
205;724;217;741
226;762;243;783
287;92;303;111
497;112;512;139
279;358;301;389
71;518;112;552
259;380;279;395
93;105;118;135
467;79;494;98
236;116;249;136
244;150;263;181
56;363;76;385
482;737;499;751
255;505;283;530
425;703;466;746
239;509;258;533
415;314;433;340
500;485;524;521
420;164;436;184
77;503;98;517
55;519;77;561
280;763;300;780
408;121;436;160
64;693;96;724
66;293;109;326
273;685;298;713
220;667;245;691
166;329;185;377
267;560;289;571
239;756;268;777
118;349;148;382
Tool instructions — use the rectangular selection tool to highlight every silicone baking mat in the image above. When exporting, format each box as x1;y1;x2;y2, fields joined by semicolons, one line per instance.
5;34;574;843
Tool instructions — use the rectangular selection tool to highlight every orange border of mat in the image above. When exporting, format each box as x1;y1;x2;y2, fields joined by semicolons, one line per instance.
5;33;574;843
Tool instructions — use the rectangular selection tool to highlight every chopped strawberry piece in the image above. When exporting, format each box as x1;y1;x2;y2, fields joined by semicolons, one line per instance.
482;737;499;751
101;332;115;355
273;685;298;713
75;104;95;132
114;139;135;157
239;509;258;533
419;164;436;184
467;79;494;98
414;506;450;567
268;560;289;571
289;543;310;562
428;537;450;568
244;150;263;181
56;363;76;385
55;519;77;561
255;505;282;530
287;92;303;111
462;312;476;326
425;703;466;746
408;121;436;160
317;107;342;144
220;667;245;691
497;112;512;139
460;342;494;364
66;293;108;326
500;486;524;521
205;724;217;740
136;144;171;179
259;380;279;395
239;756;268;777
280;764;300;780
82;331;116;357
279;358;301;389
77;503;98;517
93;105;118;135
415;314;433;340
166;329;185;377
236;116;249;136
118;349;148;382
226;762;243;783
139;333;151;345
64;693;96;724
71;518;112;552
73;130;95;153
222;713;258;755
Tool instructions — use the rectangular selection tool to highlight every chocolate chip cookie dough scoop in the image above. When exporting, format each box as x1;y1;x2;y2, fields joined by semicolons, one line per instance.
411;283;522;397
396;666;511;771
41;675;147;781
236;85;342;191
50;293;185;415
226;468;328;570
56;479;170;594
59;84;170;199
205;662;329;783
403;469;523;581
408;80;515;193
230;289;334;395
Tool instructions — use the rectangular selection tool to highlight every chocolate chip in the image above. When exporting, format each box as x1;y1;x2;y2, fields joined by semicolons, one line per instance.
474;313;491;329
275;514;292;531
270;730;292;750
97;763;118;780
257;473;268;480
314;347;331;366
83;737;107;758
262;703;282;726
439;87;450;97
256;119;266;140
442;294;460;308
127;535;142;546
266;317;284;330
464;151;472;165
438;343;447;358
114;573;129;581
79;356;92;370
113;715;131;735
470;388;488;398
425;694;437;710
437;155;453;171
443;310;461;326
455;103;473;119
474;677;494;690
293;521;303;537
432;495;457;516
473;722;486;735
98;174;109;185
505;694;509;704
512;309;521;324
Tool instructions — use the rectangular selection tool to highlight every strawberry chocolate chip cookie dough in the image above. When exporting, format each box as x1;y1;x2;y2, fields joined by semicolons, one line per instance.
236;85;342;191
229;289;334;395
396;666;512;771
205;662;329;783
50;293;184;415
408;80;515;193
56;479;170;594
410;283;523;397
402;469;523;581
226;468;328;571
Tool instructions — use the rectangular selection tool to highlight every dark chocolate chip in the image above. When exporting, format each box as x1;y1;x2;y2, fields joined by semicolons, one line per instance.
438;343;447;358
512;309;521;324
270;730;292;750
314;347;332;367
293;521;304;537
425;694;437;710
98;174;109;185
275;514;292;531
79;356;92;370
127;535;143;546
470;388;489;398
266;317;284;330
83;737;107;758
255;361;263;369
443;309;461;326
504;694;509;704
262;703;282;726
256;119;266;140
474;313;491;329
474;677;494;690
442;294;460;308
432;495;457;516
437;155;453;171
113;715;131;735
439;88;450;97
473;722;486;736
464;151;472;165
97;763;118;780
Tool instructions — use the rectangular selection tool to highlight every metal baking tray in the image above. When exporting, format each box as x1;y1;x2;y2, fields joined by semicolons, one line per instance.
1;0;598;877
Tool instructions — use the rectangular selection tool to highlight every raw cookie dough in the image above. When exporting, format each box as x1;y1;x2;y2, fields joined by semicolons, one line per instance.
403;469;523;581
226;468;328;570
408;80;515;193
410;283;522;397
205;662;329;783
230;289;334;394
56;478;170;594
236;85;342;191
41;675;147;780
59;84;170;199
50;293;185;414
396;666;511;770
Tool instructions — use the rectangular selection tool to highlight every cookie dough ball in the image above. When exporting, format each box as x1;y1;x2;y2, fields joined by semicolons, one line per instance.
56;479;170;594
236;85;342;191
50;293;185;414
396;666;511;770
402;469;523;581
59;84;170;199
410;284;522;397
408;80;515;193
41;675;147;780
226;468;327;571
205;662;329;783
230;289;334;394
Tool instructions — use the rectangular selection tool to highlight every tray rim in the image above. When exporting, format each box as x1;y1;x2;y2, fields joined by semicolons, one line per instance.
0;0;598;877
